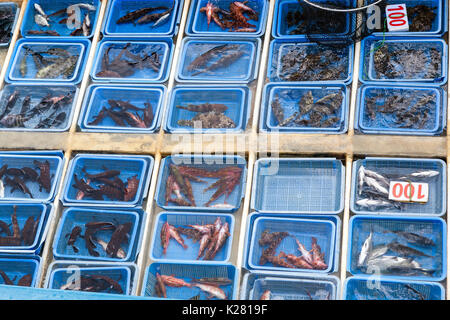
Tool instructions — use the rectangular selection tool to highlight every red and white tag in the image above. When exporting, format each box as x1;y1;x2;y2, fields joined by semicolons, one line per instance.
388;181;428;203
386;4;409;32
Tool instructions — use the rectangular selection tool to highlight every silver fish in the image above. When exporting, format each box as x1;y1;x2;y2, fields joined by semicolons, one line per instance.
73;3;96;11
0;180;4;198
84;13;91;27
152;12;170;27
34;3;48;18
363;168;390;187
358;166;365;195
364;176;389;195
82;14;90;36
357;232;373;267
365;255;431;275
400;170;440;179
35;14;50;27
209;203;234;209
356;199;394;208
368;244;389;261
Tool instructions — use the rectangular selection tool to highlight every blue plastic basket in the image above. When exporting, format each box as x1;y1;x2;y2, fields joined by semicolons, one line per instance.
186;0;268;37
155;154;247;212
240;271;340;300
62;154;153;208
142;262;237;300
21;0;100;39
350;157;446;215
78;84;165;133
247;216;336;273
0;256;40;287
0;154;63;203
344;276;445;300
272;0;355;39
360;37;448;85
163;86;251;133
0;204;47;252
53;207;141;262
366;0;447;37
347;215;447;281
0;2;19;47
47;265;132;295
175;37;261;83
251;158;345;214
6;38;90;84
0;83;79;132
260;83;349;134
102;0;181;37
355;85;446;136
150;212;235;263
268;40;354;84
90;38;173;83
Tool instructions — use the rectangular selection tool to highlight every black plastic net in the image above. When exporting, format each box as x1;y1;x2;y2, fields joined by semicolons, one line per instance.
293;0;386;48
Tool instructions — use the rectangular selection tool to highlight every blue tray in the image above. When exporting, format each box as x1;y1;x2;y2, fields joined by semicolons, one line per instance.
0;83;79;132
62;154;153;208
272;0;355;39
142;262;237;300
0;2;19;47
247;216;336;273
366;0;447;37
344;276;445;300
53;207;142;262
150;212;235;263
175;37;260;83
260;83;349;133
164;86;250;133
0;256;40;287
21;0;100;39
355;85;446;136
350;157;446;215
240;271;340;300
102;0;181;37
347;215;446;281
0;204;47;252
360;37;448;85
0;154;63;203
47;265;132;295
78;84;165;133
268;40;354;84
251;158;345;214
6;38;90;84
90;38;173;83
155;154;247;212
186;0;268;37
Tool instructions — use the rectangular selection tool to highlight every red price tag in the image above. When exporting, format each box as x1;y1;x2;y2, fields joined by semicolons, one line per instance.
388;181;428;203
386;4;409;32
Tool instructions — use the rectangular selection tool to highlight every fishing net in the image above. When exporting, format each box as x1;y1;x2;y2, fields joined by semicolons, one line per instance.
298;0;386;48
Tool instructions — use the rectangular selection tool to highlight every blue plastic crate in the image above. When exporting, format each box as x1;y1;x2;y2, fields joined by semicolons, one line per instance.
150;212;234;263
0;154;63;203
360;37;448;85
251;158;345;214
102;0;181;37
0;256;40;287
355;85;446;136
155;154;247;212
164;86;251;133
186;0;268;37
0;2;19;47
268;40;354;84
365;0;447;37
53;207;142;262
247;216;336;273
62;154;154;208
21;0;100;39
272;0;355;39
347;215;447;281
344;276;445;300
0;83;79;132
0;204;47;252
90;38;173;83
175;37;260;83
350;157;446;215
142;262;237;300
6;38;90;84
260;83;349;133
47;264;132;295
78;84;165;133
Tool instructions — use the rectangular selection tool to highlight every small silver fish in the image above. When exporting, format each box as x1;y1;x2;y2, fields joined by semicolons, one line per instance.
82;14;90;36
363;168;390;187
357;232;373;267
209;203;234;209
34;3;48;18
356;198;393;208
152;12;170;27
0;180;4;198
358;166;365;196
73;3;96;11
368;244;389;261
364;176;389;195
35;14;50;27
84;13;91;27
400;170;440;179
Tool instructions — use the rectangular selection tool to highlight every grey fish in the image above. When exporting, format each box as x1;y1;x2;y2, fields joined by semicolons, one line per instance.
399;170;440;179
36;55;78;79
20;54;28;77
35;14;49;27
357;232;373;267
368;244;389;261
363;168;390;187
356;198;395;209
152;12;170;27
365;255;420;274
0;90;20;120
386;230;436;247
388;241;431;258
72;3;96;11
34;3;48;18
364;176;389;195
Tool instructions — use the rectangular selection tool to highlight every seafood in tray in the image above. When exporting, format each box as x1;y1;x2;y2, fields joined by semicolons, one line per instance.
0;205;42;248
0;257;39;287
0;3;18;45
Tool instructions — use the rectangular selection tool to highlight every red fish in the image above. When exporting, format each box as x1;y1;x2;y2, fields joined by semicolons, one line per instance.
311;237;328;270
169;225;188;249
296;239;313;265
260;290;271;300
200;2;214;29
197;232;211;260
161;222;170;255
279;251;313;269
160;275;191;288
